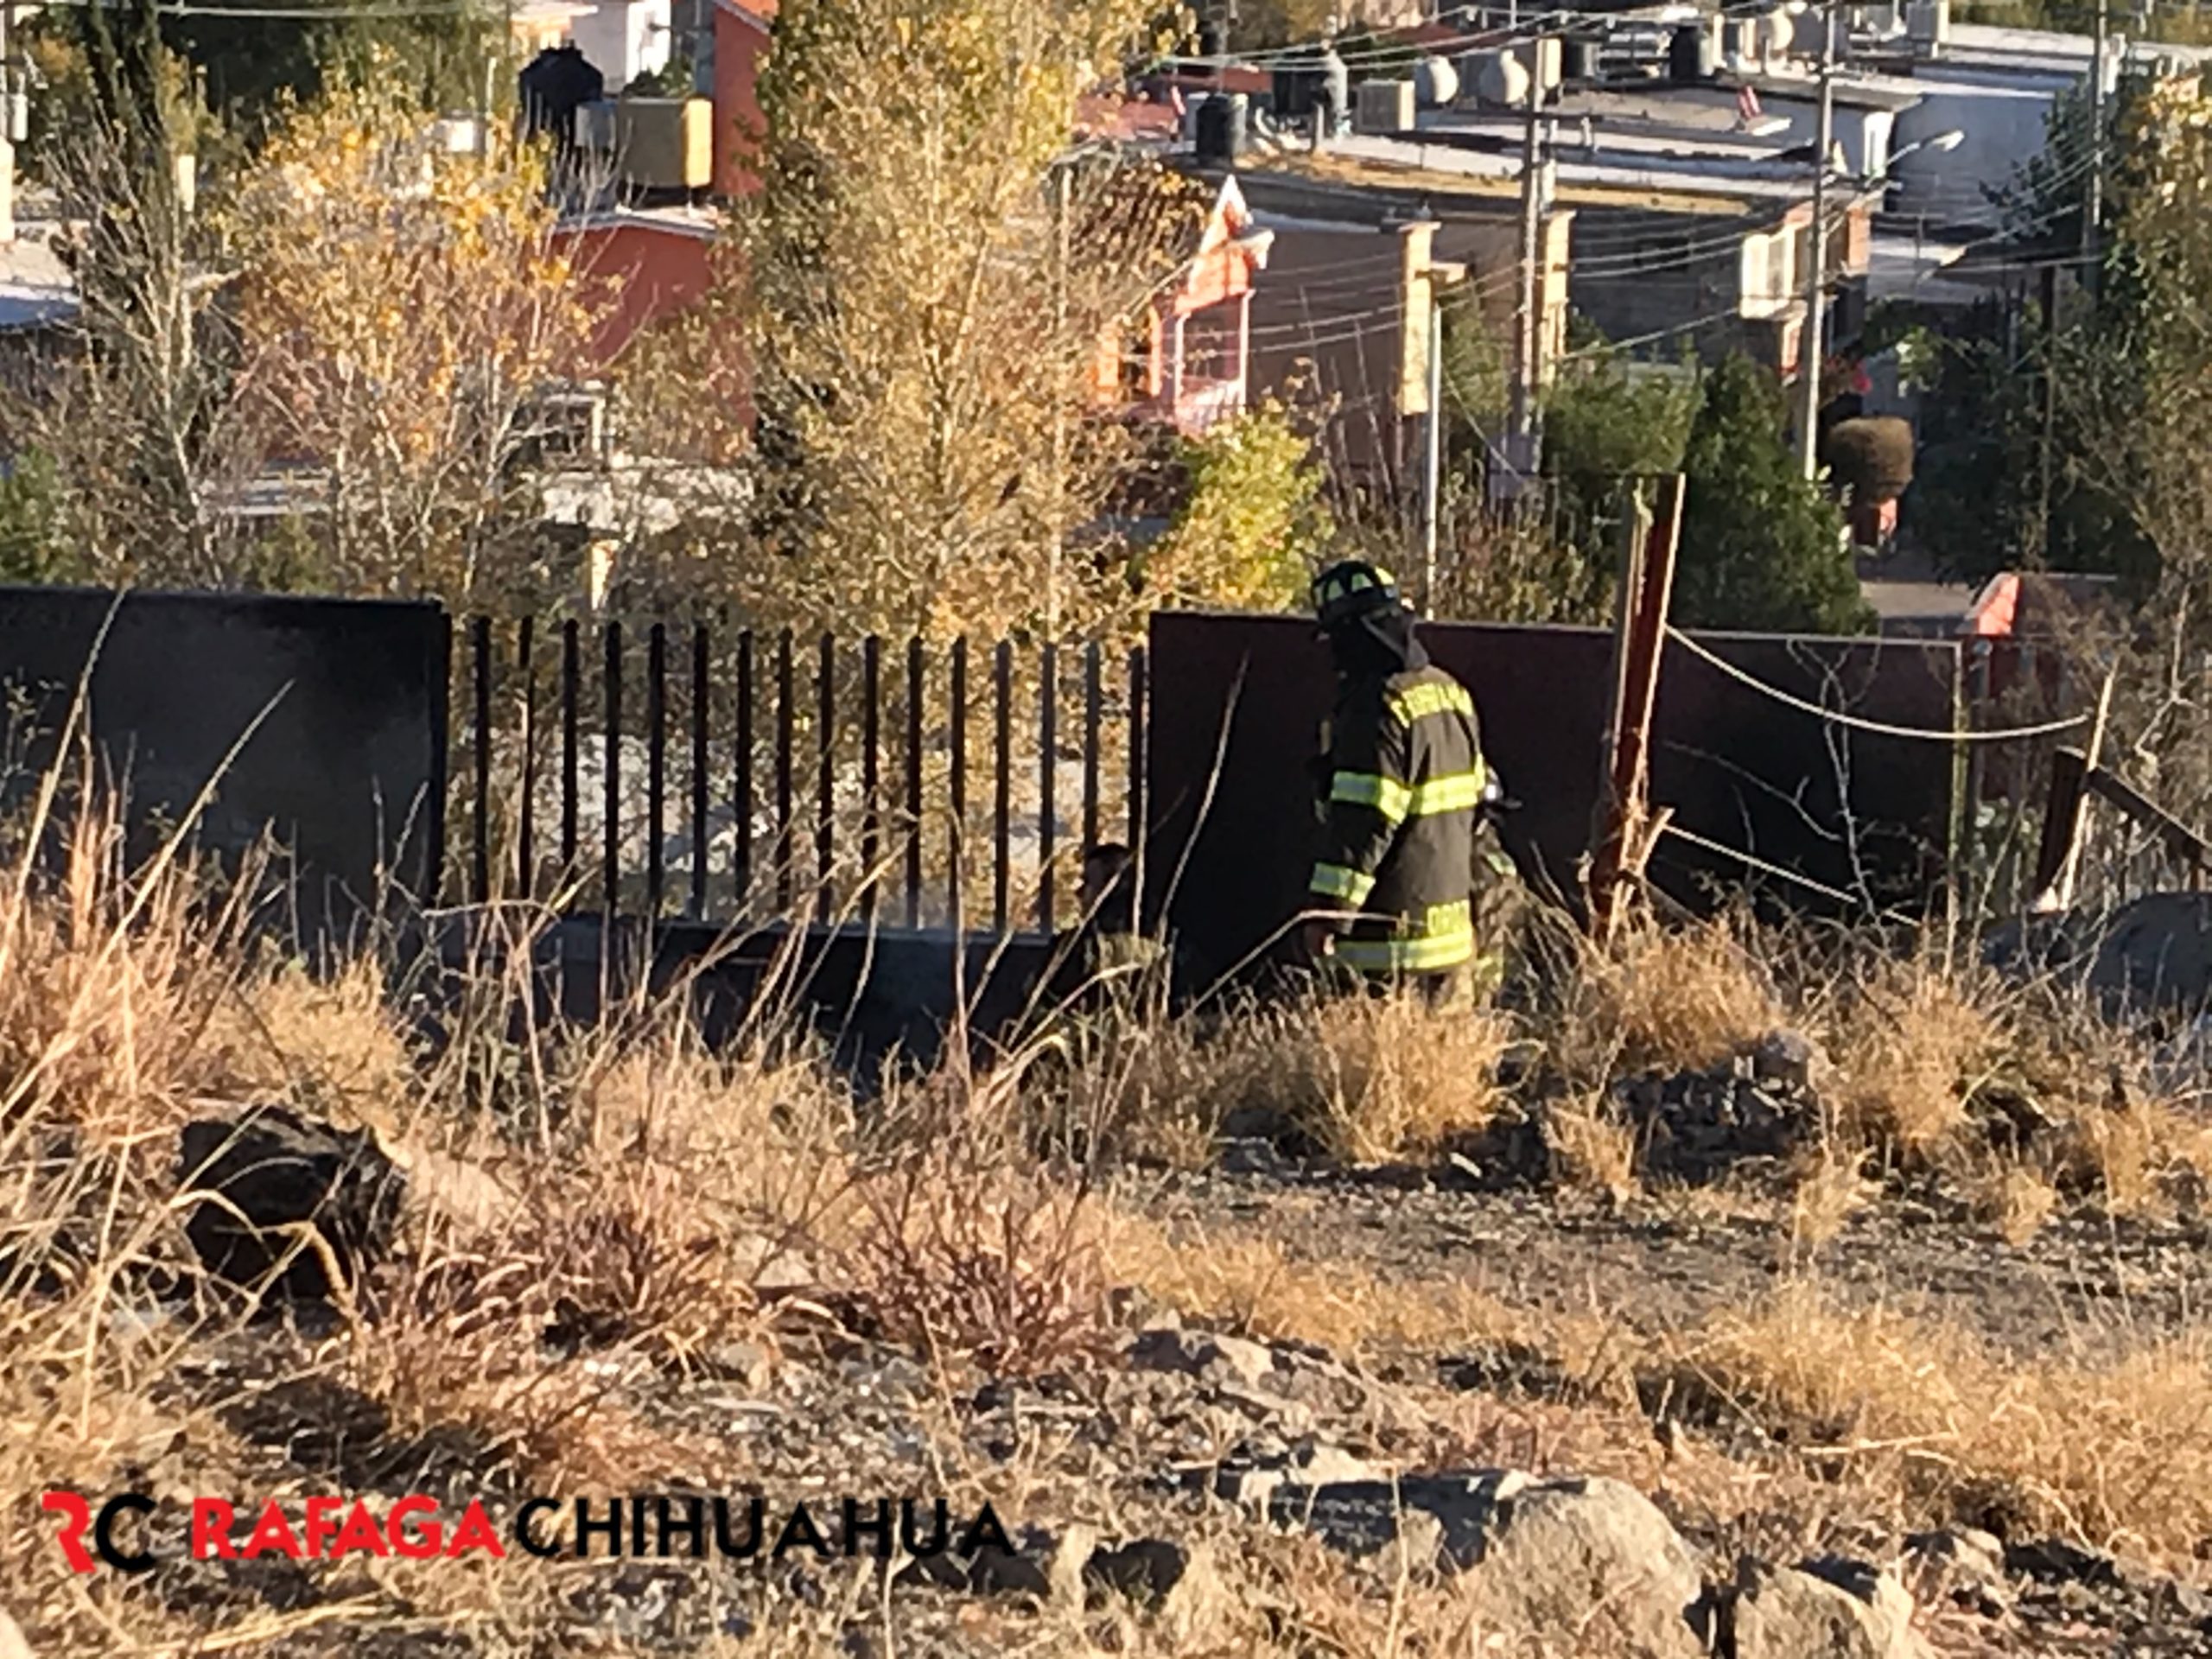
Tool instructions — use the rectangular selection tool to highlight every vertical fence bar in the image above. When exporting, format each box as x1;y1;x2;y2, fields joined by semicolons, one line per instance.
1039;641;1058;934
690;622;709;918
646;623;667;919
603;620;623;920
993;640;1012;933
861;635;881;924
775;629;795;913
561;620;580;872
470;615;492;906
949;637;969;927
1128;644;1147;850
816;633;836;918
1082;640;1102;856
516;617;537;900
903;636;924;929
734;629;755;913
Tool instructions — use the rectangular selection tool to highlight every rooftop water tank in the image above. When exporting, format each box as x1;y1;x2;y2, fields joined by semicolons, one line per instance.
1669;21;1717;81
1414;54;1460;106
1472;48;1533;108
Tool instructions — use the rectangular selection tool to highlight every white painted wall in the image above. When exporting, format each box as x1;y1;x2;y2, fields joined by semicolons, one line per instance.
569;0;672;92
1886;72;2069;224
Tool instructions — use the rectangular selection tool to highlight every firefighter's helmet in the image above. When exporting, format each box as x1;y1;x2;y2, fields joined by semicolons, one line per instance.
1310;561;1404;632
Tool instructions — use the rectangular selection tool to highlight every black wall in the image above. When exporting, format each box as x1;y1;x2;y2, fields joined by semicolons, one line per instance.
1146;610;1964;986
0;587;448;940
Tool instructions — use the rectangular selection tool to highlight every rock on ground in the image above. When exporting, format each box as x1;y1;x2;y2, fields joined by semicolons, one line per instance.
1731;1556;1928;1659
177;1106;406;1302
1268;1470;1707;1658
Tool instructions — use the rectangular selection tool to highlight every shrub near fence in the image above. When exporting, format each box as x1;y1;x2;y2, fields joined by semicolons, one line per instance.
448;617;1147;936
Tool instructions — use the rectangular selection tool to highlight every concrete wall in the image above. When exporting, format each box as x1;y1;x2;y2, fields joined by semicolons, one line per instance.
556;217;718;366
1247;215;1538;474
0;588;447;944
1887;73;2065;224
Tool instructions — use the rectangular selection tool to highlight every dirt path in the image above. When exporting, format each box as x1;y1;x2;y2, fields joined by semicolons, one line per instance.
1125;1165;2212;1359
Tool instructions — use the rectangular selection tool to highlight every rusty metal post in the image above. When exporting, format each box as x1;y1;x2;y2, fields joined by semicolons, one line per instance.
1589;473;1684;938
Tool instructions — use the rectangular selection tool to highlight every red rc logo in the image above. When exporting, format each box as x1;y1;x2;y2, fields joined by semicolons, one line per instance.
43;1493;505;1573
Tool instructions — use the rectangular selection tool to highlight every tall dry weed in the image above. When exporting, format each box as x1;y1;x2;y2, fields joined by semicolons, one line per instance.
1827;952;2002;1155
1675;1281;2212;1564
1269;988;1516;1165
1548;915;1783;1084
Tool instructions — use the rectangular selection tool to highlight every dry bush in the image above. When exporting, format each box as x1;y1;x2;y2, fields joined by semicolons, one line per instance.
1785;1144;1876;1250
1039;983;1513;1170
1547;914;1783;1084
1825;950;2003;1156
1024;991;1250;1172
847;1128;1112;1377
1545;1092;1639;1198
1674;1281;2212;1567
1261;988;1515;1166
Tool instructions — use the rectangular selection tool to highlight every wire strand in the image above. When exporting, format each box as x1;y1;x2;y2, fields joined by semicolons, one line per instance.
1664;626;2089;742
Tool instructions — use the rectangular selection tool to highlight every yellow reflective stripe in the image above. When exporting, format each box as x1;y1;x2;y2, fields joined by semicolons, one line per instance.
1423;899;1472;932
1330;771;1411;823
1309;862;1376;904
1406;766;1486;817
1337;899;1474;973
1338;926;1476;973
1386;680;1475;725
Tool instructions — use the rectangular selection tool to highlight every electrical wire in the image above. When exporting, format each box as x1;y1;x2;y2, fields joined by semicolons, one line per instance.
1663;626;2089;741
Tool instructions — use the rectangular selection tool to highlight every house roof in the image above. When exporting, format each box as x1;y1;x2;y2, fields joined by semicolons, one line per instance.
712;0;774;31
1251;141;1812;219
1075;92;1181;143
555;203;723;242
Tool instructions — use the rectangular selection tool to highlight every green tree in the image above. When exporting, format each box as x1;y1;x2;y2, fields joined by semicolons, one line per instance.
1541;347;1697;546
1675;357;1870;634
0;452;73;583
1135;399;1332;613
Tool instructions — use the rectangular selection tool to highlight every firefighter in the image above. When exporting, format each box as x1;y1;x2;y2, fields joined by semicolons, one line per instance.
1300;560;1499;1005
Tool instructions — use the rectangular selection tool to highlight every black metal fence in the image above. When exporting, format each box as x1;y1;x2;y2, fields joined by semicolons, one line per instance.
448;617;1147;936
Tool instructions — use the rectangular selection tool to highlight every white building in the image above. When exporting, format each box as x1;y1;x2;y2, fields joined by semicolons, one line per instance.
566;0;676;93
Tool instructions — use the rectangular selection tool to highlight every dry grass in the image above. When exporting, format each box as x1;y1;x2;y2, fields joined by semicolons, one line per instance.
1272;989;1516;1166
1036;983;1514;1169
1673;1281;2212;1565
1544;1092;1639;1198
1826;950;2004;1155
1546;913;1784;1084
13;740;2212;1653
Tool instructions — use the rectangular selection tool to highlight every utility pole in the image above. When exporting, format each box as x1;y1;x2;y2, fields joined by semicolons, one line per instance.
0;0;16;245
1590;474;1685;940
1796;2;1836;480
2086;0;2108;286
1508;91;1554;496
1394;208;1463;613
1421;291;1443;612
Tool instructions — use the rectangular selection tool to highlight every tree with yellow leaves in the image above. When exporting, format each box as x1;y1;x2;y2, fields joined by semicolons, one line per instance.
721;0;1209;642
222;62;609;604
